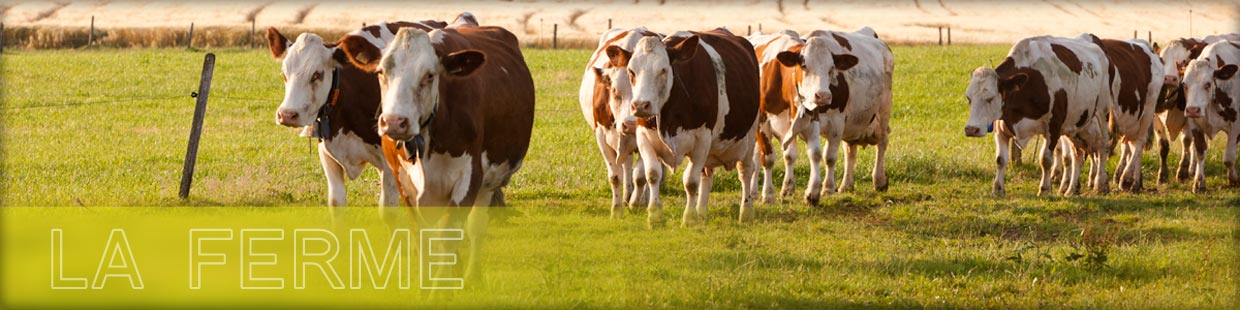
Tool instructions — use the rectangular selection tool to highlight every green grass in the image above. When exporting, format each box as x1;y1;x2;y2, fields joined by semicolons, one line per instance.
1;46;1237;309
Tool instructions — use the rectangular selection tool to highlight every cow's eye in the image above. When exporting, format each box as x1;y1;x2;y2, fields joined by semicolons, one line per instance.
628;69;636;82
311;71;324;83
422;73;434;86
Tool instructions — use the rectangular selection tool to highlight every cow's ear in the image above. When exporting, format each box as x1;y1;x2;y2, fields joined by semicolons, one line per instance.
592;67;605;79
605;45;632;68
325;43;349;65
1152;42;1161;54
443;50;486;76
833;53;859;71
267;27;291;60
339;35;382;73
775;51;802;67
1000;73;1029;92
1215;64;1238;80
667;35;700;63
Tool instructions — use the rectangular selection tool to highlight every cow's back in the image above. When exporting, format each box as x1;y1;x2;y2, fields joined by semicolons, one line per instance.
433;26;535;167
694;28;761;142
1098;39;1160;117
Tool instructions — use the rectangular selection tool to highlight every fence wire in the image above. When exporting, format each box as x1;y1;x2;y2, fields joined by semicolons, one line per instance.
1;93;280;111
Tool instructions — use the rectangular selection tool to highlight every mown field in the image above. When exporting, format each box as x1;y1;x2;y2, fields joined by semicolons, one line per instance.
1;46;1237;309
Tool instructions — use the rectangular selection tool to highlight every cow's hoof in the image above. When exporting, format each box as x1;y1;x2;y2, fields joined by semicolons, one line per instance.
1177;170;1191;183
1156;171;1168;185
804;194;820;207
875;181;889;192
610;208;625;219
1193;182;1207;194
1038;186;1052;197
761;194;777;204
780;186;795;197
738;207;755;223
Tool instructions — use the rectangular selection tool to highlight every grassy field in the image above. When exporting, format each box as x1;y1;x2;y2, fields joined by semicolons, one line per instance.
1;46;1237;309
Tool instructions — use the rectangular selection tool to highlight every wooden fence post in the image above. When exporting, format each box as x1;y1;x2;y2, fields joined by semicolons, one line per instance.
250;20;256;49
938;27;943;46
88;16;95;47
608;18;612;29
553;23;558;49
947;27;952;45
180;53;216;200
748;25;752;36
1148;31;1152;43
1;22;5;53
1133;30;1137;39
187;23;194;49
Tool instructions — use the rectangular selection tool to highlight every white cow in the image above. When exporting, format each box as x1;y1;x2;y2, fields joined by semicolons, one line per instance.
964;35;1113;196
1181;40;1240;192
770;28;894;199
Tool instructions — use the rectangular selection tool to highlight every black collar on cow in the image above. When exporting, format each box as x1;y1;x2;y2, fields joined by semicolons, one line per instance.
397;102;439;163
312;68;342;142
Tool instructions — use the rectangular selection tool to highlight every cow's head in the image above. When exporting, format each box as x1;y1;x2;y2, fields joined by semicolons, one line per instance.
1182;59;1238;118
598;44;641;134
774;36;858;111
342;28;485;141
616;35;699;121
964;66;1029;137
1159;39;1206;87
268;28;349;127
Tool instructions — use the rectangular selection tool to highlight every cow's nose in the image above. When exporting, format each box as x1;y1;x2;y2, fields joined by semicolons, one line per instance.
632;101;652;117
277;110;299;125
964;126;982;137
379;114;409;134
813;91;831;105
1185;106;1202;118
620;117;637;134
1164;75;1179;86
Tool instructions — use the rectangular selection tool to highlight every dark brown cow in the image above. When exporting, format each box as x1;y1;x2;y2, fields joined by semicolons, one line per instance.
341;24;535;281
1091;37;1162;192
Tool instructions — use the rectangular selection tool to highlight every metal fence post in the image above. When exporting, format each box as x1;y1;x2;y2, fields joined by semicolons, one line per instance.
179;53;216;199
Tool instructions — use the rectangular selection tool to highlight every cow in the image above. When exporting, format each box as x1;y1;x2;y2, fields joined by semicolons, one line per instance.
1180;40;1240;193
579;27;662;218
607;28;761;227
1154;34;1240;184
1091;36;1163;192
759;28;894;204
746;30;823;205
266;20;447;224
964;35;1112;196
339;23;535;281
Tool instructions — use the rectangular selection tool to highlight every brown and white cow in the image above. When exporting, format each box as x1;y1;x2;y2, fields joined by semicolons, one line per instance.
965;35;1112;196
760;28;894;203
609;28;761;226
1154;34;1240;184
1090;36;1163;192
1180;40;1240;192
340;24;535;279
267;20;446;224
579;27;662;218
746;30;823;205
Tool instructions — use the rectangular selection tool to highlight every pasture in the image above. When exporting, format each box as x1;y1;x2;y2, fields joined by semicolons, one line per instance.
1;46;1237;308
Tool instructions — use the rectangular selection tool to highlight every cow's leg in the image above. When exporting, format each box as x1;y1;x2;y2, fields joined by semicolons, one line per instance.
681;146;708;227
737;154;758;223
378;166;402;227
619;153;634;209
629;155;649;208
821;120;843;197
1037;135;1057;196
462;191;493;285
638;141;665;228
756;133;777;203
803;130;824;206
1178;132;1195;182
319;145;347;224
1192;129;1209;193
1048;139;1063;183
595;135;625;218
1056;143;1073;194
780;141;799;197
839;144;858;193
1224;130;1239;186
1010;138;1024;165
873;133;890;192
993;130;1013;196
1065;144;1084;196
1157;134;1171;184
1123;138;1147;192
1114;142;1130;187
697;167;714;223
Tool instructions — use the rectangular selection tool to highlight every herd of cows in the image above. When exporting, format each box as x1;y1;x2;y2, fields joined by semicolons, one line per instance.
262;13;1240;230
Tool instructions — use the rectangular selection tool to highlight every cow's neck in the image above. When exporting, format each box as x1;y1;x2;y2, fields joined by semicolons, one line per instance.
322;65;383;146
